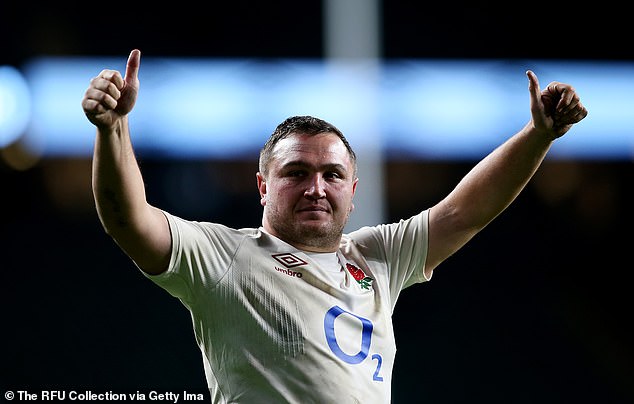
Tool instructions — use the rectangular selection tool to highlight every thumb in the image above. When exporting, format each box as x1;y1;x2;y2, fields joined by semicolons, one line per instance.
114;49;141;116
124;49;141;86
526;70;541;110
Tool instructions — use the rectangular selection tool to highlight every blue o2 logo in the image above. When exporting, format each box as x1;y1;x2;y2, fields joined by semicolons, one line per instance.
324;306;384;381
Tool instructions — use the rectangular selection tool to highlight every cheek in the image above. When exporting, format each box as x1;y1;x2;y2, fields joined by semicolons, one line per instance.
275;183;302;199
264;186;293;208
336;183;356;199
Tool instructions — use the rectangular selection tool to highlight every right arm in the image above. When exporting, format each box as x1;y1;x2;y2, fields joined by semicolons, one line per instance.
82;49;171;275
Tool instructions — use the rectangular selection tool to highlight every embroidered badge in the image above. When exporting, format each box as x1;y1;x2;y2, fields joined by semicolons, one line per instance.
345;263;374;290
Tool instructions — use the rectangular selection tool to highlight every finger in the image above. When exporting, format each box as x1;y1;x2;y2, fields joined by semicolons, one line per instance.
556;105;588;124
98;69;125;90
89;76;122;100
573;108;589;122
556;90;581;115
83;87;118;110
82;98;110;115
546;82;578;113
124;49;141;86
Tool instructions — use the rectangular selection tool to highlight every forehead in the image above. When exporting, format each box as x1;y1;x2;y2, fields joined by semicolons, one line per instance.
272;132;352;166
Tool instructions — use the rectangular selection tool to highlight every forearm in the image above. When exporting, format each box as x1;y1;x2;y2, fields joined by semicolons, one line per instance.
444;122;553;230
91;117;150;236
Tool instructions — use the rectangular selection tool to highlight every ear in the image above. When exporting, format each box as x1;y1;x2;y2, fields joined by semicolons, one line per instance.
350;177;359;213
256;172;267;206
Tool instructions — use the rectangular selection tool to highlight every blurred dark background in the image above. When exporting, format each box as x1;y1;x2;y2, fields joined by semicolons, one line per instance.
1;1;632;403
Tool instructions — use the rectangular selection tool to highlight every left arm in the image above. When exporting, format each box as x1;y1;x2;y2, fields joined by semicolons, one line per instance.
424;70;588;276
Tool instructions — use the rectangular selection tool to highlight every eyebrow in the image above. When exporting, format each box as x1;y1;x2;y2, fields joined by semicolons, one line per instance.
281;160;348;173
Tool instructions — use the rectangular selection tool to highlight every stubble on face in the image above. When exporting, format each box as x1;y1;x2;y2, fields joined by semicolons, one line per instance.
266;198;351;251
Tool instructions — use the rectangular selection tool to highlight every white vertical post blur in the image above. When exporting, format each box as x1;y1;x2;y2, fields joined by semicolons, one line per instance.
324;0;386;231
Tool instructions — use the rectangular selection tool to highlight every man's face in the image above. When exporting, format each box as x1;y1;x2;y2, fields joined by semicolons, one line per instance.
257;132;358;252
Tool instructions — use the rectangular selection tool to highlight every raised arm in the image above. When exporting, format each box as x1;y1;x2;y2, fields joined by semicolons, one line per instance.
82;49;171;275
424;70;588;277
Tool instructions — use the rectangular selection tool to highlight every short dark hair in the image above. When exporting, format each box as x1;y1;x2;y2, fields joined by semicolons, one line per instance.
259;115;358;177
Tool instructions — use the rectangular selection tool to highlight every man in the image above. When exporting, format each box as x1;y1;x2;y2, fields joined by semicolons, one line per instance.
81;49;587;403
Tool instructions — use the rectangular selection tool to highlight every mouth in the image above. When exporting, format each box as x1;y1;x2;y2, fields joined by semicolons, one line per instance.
297;205;330;214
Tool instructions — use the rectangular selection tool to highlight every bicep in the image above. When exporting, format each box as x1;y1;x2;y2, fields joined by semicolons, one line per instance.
425;200;479;274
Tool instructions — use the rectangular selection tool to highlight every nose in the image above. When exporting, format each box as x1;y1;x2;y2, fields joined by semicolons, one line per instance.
304;174;326;199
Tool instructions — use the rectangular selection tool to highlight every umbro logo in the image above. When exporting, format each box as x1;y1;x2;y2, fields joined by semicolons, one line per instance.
272;253;307;268
272;253;306;278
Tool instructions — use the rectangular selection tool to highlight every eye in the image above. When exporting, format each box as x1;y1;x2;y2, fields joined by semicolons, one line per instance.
324;171;342;180
287;170;307;177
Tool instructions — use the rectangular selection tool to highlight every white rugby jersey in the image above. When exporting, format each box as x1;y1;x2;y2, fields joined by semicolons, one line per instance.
143;210;430;404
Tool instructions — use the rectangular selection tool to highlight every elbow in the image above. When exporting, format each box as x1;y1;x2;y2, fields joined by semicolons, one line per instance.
436;200;486;237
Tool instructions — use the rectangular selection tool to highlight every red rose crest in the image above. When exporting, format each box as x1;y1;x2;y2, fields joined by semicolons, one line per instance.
345;263;374;290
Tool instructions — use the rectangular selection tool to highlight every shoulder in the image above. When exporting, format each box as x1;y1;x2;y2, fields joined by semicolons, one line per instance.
163;210;262;247
340;210;429;256
343;210;429;243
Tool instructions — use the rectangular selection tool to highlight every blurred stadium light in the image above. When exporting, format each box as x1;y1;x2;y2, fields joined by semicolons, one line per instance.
1;57;632;159
0;66;31;148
